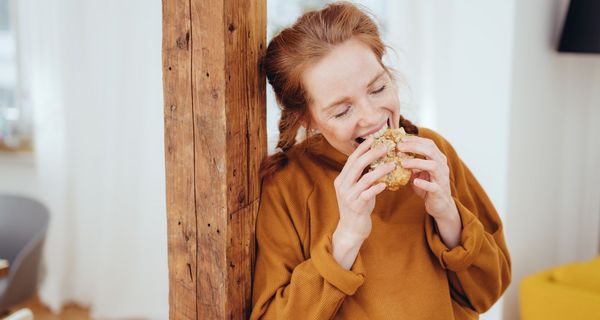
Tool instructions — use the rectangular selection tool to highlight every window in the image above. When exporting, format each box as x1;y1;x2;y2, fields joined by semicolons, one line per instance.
0;0;31;153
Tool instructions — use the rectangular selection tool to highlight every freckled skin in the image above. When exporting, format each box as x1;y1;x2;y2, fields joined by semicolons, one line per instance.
302;38;401;157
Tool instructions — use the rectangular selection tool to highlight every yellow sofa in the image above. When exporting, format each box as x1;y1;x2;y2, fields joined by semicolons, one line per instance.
520;257;600;320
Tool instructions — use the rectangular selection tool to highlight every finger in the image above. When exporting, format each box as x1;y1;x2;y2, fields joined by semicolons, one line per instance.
338;136;375;185
412;178;440;193
345;144;388;185
348;136;375;163
358;182;387;202
401;158;446;181
352;161;396;197
399;135;447;147
410;182;427;198
397;136;446;162
408;169;427;184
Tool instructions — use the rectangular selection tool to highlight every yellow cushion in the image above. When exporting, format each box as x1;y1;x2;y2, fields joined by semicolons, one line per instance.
520;257;600;320
550;257;600;294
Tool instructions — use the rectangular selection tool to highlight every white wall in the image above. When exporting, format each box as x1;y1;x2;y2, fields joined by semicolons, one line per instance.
427;3;515;320
503;1;600;319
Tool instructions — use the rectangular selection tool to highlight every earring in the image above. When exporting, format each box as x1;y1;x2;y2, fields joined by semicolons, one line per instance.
308;128;320;135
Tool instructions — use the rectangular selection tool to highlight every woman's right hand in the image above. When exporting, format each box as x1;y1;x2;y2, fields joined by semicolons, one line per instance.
331;137;396;269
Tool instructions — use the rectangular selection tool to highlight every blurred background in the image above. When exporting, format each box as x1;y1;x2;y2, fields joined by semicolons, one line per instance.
0;0;599;319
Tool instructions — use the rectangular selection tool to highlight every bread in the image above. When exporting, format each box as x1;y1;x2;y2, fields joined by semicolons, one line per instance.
368;127;413;191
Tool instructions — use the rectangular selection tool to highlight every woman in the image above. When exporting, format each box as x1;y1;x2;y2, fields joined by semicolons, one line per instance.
251;2;511;319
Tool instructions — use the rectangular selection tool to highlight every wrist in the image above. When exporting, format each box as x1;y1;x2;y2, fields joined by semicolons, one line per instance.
434;199;460;222
434;209;460;226
333;224;368;245
434;203;462;249
331;229;364;270
332;229;365;250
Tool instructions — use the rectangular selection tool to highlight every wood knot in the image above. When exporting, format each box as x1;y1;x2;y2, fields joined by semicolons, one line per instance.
176;31;190;49
228;23;236;32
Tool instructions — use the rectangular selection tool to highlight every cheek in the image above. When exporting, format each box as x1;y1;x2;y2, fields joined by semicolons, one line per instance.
333;127;354;140
324;126;354;142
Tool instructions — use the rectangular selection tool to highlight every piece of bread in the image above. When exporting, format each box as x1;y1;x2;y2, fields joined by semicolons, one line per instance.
369;127;413;191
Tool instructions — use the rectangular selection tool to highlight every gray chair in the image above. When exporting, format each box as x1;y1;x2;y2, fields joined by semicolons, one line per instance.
0;195;49;314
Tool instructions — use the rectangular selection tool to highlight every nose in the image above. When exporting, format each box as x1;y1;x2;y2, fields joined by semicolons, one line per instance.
356;100;382;127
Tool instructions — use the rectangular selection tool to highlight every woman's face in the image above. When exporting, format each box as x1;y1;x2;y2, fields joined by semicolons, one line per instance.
303;38;401;156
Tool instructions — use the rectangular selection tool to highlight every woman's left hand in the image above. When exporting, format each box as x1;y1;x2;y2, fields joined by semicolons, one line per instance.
397;135;459;221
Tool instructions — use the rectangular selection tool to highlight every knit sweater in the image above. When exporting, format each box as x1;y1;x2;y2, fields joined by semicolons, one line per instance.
250;127;511;320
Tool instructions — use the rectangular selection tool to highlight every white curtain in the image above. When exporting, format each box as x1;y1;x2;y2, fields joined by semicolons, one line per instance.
17;0;168;318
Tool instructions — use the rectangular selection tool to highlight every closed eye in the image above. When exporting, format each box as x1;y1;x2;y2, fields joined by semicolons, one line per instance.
334;106;351;119
372;85;386;94
333;84;386;119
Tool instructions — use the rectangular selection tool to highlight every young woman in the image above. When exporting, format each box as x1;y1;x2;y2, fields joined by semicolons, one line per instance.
250;2;511;319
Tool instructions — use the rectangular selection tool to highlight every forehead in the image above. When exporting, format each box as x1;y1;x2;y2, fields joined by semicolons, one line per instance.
302;39;384;111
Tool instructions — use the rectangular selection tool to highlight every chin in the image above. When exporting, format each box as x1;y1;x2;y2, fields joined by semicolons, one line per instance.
343;145;354;156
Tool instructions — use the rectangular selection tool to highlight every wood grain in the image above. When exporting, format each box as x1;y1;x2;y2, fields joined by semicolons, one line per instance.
163;0;266;318
162;0;197;318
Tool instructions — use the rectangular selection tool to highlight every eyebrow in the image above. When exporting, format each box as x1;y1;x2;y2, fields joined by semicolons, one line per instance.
322;71;387;113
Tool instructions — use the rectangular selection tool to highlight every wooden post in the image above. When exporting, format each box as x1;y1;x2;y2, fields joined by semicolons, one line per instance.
162;0;266;318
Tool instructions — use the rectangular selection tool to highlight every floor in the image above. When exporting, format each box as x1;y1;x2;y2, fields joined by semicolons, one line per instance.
5;294;90;320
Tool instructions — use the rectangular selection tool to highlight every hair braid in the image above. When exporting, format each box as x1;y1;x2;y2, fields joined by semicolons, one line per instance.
259;109;305;179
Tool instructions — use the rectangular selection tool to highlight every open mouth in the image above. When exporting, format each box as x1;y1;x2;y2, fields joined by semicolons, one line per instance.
354;118;390;145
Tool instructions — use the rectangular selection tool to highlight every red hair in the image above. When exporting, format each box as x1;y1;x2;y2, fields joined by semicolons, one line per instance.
260;2;418;179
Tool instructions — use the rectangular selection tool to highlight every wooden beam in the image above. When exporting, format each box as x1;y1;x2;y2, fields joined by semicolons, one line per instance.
162;0;266;319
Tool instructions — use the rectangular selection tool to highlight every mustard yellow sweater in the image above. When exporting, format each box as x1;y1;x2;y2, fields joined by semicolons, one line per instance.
250;128;511;319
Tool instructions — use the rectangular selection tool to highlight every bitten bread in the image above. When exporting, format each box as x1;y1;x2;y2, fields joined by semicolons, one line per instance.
369;127;413;191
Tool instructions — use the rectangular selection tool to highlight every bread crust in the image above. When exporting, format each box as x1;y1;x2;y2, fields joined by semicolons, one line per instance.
369;127;413;191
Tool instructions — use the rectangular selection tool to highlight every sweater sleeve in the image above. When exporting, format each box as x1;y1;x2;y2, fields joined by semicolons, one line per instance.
250;176;366;320
423;132;512;313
